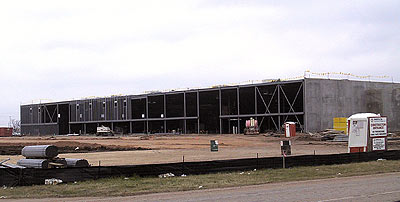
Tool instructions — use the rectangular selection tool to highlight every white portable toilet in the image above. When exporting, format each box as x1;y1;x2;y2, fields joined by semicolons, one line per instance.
347;113;388;153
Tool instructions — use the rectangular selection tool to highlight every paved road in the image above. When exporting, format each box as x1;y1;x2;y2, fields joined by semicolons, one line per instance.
6;173;400;202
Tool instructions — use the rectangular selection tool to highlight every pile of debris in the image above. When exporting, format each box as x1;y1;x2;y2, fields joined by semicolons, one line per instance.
319;129;348;142
0;145;89;169
301;129;348;142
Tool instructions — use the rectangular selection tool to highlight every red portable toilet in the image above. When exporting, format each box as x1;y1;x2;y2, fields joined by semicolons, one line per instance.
284;122;296;137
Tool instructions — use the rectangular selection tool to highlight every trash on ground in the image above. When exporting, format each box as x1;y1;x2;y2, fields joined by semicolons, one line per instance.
158;173;175;178
45;178;63;185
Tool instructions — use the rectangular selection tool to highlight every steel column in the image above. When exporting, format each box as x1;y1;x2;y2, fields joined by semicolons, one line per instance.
303;79;307;132
114;98;117;121
163;94;166;133
83;101;85;122
125;96;128;120
56;104;59;135
68;104;71;134
183;92;187;134
197;90;200;134
254;86;257;115
104;98;107;121
237;87;240;134
146;96;149;134
219;88;222;134
277;84;281;132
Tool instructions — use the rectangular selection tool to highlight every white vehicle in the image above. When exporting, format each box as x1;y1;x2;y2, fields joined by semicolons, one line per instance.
12;132;22;136
96;126;114;136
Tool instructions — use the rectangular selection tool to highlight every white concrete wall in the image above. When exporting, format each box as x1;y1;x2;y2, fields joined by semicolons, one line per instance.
305;78;400;132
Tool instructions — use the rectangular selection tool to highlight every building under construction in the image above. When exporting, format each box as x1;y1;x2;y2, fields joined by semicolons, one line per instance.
20;78;400;135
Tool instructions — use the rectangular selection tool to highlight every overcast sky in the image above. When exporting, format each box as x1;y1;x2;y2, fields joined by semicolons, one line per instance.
0;0;399;126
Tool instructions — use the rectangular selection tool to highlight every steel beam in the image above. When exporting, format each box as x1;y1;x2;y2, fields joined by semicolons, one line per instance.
21;123;58;126
220;112;304;118
280;83;303;129
256;86;279;130
69;116;199;124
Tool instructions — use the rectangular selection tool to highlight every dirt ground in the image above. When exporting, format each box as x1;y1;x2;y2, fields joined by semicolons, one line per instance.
0;133;397;166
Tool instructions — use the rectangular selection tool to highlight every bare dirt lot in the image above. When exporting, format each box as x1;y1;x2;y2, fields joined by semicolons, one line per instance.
0;133;398;166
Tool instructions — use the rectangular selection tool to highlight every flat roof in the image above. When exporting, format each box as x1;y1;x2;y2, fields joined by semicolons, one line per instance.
21;76;398;106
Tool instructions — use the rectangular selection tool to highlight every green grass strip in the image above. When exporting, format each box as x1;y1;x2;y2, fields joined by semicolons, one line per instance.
1;159;399;199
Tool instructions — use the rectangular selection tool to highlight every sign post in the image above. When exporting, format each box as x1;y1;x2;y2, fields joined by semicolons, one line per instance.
210;140;218;152
368;117;388;151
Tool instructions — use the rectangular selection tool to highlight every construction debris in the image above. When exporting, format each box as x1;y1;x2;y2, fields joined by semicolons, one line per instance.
158;173;175;178
65;158;90;167
295;129;348;142
0;145;90;169
21;145;58;159
45;178;63;185
244;118;260;135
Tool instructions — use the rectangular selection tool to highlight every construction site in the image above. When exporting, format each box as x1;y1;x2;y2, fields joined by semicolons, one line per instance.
19;78;400;136
1;76;400;187
0;77;394;165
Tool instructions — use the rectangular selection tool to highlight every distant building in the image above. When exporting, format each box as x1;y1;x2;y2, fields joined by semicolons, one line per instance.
20;78;400;135
0;127;13;137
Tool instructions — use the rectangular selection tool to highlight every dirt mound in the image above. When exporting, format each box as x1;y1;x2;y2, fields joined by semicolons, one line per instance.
0;141;151;155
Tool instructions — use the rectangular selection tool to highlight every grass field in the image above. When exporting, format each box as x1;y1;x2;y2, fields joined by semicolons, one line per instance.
1;160;399;199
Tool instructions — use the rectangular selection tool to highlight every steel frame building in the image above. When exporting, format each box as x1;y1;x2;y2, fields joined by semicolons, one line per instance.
20;78;400;135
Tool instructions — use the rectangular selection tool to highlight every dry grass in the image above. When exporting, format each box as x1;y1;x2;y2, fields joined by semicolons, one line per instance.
1;160;400;199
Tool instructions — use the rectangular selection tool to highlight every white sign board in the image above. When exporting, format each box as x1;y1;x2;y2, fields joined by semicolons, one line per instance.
369;117;387;137
285;124;290;138
348;120;368;147
372;138;386;151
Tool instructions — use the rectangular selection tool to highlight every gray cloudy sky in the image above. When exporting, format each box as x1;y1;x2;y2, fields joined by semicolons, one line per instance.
0;0;399;125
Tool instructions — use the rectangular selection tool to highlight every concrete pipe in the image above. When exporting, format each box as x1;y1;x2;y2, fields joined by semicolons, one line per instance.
21;145;58;159
65;158;89;167
17;159;49;169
